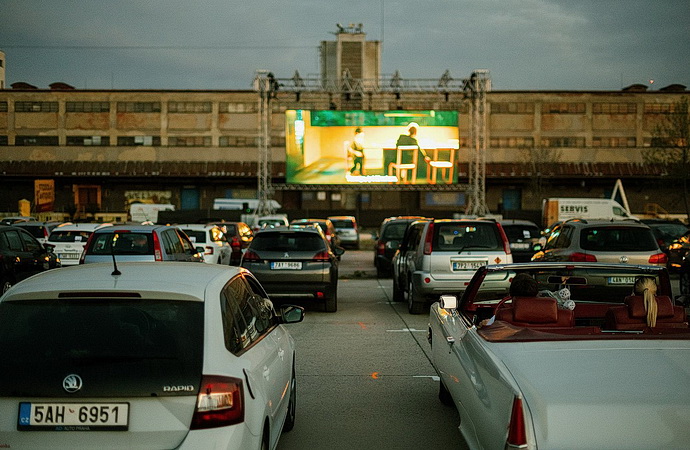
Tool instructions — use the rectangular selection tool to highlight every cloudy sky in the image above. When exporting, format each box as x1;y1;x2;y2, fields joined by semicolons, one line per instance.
2;0;688;91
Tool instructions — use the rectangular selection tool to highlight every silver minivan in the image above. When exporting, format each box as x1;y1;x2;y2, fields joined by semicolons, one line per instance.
80;225;204;264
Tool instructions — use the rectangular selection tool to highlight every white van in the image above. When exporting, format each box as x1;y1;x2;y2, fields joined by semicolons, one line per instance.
542;198;635;227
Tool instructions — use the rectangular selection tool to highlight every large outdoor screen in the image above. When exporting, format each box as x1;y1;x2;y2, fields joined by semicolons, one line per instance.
285;110;459;185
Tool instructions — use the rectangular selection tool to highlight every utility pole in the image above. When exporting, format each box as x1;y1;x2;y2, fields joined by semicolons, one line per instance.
254;70;276;217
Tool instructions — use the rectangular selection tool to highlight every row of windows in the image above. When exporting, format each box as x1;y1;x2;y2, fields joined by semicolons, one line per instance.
491;102;535;114
489;137;535;148
591;137;637;147
540;137;586;148
14;102;59;112
66;102;110;112
592;103;637;114
542;103;586;114
489;136;640;148
2;135;265;147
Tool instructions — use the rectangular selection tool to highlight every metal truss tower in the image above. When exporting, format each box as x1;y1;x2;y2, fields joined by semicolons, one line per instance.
254;69;490;214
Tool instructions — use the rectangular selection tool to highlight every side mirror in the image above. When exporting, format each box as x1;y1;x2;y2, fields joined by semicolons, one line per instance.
43;243;55;252
334;246;346;256
439;295;457;310
196;246;205;254
280;304;305;324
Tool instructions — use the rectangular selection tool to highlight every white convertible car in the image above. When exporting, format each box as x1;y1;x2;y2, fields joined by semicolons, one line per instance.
428;262;690;450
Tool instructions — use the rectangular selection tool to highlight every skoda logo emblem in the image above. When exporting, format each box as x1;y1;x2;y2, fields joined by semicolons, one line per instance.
284;252;290;258
63;374;83;393
619;255;629;263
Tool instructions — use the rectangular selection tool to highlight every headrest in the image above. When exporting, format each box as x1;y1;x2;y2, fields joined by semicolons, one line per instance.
513;297;558;323
624;295;675;319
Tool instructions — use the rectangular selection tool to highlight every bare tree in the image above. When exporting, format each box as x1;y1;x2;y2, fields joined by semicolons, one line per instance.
643;97;690;220
521;146;562;200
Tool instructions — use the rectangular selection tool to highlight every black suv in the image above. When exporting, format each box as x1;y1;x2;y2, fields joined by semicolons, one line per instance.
374;216;429;277
0;225;60;293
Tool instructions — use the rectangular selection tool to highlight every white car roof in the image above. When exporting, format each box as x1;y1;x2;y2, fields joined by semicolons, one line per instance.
2;262;247;302
50;223;113;233
177;224;218;230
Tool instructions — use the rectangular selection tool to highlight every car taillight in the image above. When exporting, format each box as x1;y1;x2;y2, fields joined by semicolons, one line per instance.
190;375;244;430
152;232;162;261
507;396;527;448
496;223;512;255
568;252;597;262
376;242;385;255
243;250;261;261
79;233;96;264
423;222;435;255
230;236;241;249
649;252;668;264
313;251;330;261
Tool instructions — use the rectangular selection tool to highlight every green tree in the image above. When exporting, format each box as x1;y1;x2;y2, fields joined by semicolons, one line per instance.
643;96;690;219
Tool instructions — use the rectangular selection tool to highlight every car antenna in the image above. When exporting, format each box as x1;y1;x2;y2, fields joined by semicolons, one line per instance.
111;233;121;276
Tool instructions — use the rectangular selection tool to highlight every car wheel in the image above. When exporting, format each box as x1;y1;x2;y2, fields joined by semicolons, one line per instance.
392;276;405;302
438;379;454;406
282;365;297;432
407;278;425;315
325;290;338;313
680;271;690;296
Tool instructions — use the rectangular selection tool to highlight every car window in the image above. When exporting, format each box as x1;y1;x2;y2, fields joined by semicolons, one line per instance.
15;224;45;239
177;230;197;254
382;222;408;240
331;219;355;228
251;232;326;252
4;230;25;252
553;226;573;249
48;230;92;243
88;232;153;255
580;227;658;251
221;276;274;355
19;230;42;252
182;229;207;244
434;223;500;250
502;225;540;241
0;298;204;396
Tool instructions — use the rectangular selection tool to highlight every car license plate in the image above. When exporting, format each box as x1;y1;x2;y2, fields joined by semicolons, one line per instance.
18;402;129;431
452;261;486;271
510;243;530;250
608;276;636;285
271;261;302;270
58;253;80;260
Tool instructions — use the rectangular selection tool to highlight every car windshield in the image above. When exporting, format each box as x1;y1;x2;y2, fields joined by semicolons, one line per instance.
502;224;540;241
434;223;500;250
48;230;93;243
579;227;658;252
331;219;355;229
382;222;409;240
14;224;46;238
0;298;204;396
182;229;207;244
87;232;154;255
251;232;326;252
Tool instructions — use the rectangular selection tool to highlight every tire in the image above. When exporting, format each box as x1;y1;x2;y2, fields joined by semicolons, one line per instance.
680;271;690;296
282;365;297;432
407;278;425;315
438;379;454;406
325;289;338;312
392;276;405;302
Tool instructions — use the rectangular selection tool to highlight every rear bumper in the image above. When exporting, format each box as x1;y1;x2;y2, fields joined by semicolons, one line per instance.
412;271;474;298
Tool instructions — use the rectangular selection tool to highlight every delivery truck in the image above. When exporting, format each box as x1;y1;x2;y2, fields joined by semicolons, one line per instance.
542;198;635;228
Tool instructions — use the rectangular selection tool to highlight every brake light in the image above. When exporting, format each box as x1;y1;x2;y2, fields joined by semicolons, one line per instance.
152;232;162;261
649;252;668;264
79;232;97;264
496;223;512;255
568;252;597;262
507;397;527;448
243;250;261;261
230;236;241;249
190;375;244;430
376;242;385;255
313;251;330;261
423;222;435;255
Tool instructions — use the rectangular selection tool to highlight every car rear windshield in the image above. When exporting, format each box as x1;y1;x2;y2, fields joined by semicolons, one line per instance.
182;229;208;244
0;298;204;397
87;232;154;255
330;219;355;229
251;231;326;252
580;227;658;252
502;224;540;241
434;222;501;251
382;222;409;240
48;230;93;243
14;224;46;238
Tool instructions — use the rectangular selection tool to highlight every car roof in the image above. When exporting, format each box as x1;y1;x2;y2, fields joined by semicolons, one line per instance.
499;219;539;227
92;224;176;233
176;224;219;230
2;262;246;302
50;223;112;232
256;225;322;234
562;218;649;227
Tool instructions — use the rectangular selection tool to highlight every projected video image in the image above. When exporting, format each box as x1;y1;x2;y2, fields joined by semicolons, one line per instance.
285;110;459;185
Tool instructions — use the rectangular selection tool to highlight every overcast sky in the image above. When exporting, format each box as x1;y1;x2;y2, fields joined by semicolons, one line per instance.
2;0;688;91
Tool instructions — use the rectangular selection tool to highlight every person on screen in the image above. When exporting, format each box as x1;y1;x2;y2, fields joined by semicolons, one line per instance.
348;127;366;175
395;122;430;180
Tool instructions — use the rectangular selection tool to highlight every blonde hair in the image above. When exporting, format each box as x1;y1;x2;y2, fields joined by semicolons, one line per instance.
634;276;658;327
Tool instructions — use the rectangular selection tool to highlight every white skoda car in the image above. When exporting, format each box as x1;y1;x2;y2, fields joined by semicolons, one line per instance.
47;223;112;266
0;262;303;449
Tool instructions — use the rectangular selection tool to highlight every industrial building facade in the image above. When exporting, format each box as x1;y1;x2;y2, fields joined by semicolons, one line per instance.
0;30;687;224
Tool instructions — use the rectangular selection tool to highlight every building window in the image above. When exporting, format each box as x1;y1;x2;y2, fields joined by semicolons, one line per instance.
66;136;110;146
116;102;161;113
219;102;257;113
643;103;677;114
542;103;585;114
0;102;8;112
66;102;110;112
0;136;8;146
15;102;59;112
15;136;59;146
219;136;259;147
117;136;161;146
489;137;535;148
592;137;636;147
540;137;585;148
491;102;534;114
168;136;212;147
168;102;212;113
592;103;637;114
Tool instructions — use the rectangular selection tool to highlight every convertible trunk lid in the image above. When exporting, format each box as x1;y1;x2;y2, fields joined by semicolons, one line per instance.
493;340;690;449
